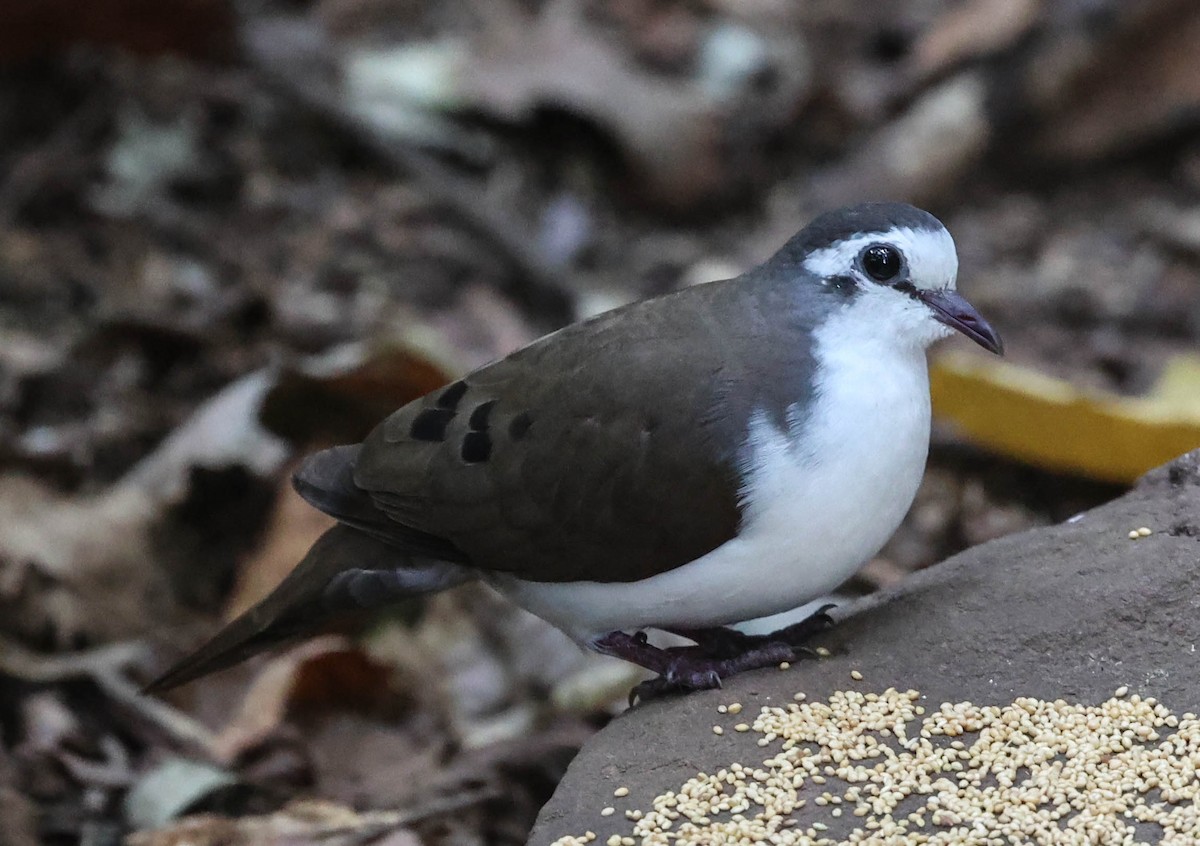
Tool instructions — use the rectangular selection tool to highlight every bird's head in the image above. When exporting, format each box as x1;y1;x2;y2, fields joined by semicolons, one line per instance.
785;202;1003;355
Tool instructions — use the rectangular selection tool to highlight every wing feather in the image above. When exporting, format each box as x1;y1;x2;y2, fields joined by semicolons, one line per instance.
351;286;754;583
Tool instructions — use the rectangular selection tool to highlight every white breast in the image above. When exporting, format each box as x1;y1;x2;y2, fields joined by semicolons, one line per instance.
493;305;933;643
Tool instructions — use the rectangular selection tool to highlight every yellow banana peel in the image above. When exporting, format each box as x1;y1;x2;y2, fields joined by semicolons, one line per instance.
930;351;1200;484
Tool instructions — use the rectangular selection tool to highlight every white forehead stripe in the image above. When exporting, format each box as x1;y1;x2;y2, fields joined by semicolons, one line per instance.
801;226;958;291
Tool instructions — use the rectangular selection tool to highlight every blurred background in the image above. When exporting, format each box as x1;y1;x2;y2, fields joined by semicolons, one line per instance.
2;0;1200;843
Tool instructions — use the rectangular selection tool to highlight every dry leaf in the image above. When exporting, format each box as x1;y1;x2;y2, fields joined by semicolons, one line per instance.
912;0;1039;79
125;370;289;506
211;636;396;763
0;368;299;647
931;350;1200;483
305;714;444;810
811;72;990;210
341;2;808;210
259;341;454;446
455;5;723;209
123;757;241;830
1031;3;1200;161
0;477;169;646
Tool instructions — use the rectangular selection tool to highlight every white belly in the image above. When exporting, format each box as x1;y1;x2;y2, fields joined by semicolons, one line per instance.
494;328;933;643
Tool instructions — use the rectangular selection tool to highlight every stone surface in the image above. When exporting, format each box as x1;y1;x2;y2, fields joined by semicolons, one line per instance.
530;450;1200;844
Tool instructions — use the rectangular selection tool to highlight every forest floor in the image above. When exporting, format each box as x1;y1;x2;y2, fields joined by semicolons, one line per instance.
2;0;1200;843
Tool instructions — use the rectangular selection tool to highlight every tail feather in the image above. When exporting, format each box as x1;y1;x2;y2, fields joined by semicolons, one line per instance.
144;524;474;692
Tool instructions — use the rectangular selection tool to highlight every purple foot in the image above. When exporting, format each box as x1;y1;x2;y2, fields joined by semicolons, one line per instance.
591;605;839;704
591;632;801;705
668;603;837;659
762;602;837;648
663;626;762;660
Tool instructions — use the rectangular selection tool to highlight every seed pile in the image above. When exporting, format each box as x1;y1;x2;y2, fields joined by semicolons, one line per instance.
551;685;1200;846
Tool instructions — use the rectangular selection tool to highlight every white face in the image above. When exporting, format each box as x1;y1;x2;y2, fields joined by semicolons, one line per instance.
801;225;961;351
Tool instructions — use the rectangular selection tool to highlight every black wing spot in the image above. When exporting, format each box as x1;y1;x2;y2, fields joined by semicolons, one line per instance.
461;431;492;463
411;408;454;442
509;411;533;440
469;400;497;431
437;380;468;410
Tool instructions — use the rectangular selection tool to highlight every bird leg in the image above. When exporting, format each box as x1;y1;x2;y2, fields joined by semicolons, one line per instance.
592;631;724;702
748;602;837;650
590;631;704;677
592;605;838;704
668;603;837;659
591;632;797;705
664;626;771;660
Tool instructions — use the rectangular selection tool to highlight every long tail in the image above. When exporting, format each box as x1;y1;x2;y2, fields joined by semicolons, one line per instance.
144;524;474;692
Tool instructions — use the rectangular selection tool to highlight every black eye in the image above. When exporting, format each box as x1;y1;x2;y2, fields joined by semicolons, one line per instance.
861;244;902;282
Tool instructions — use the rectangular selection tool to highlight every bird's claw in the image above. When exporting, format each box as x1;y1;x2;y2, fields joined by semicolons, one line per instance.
766;604;836;649
630;661;723;705
618;605;840;706
665;664;722;689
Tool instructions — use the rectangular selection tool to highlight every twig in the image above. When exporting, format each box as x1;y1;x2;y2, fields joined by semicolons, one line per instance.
92;665;221;758
0;638;145;683
0;637;219;757
56;735;136;789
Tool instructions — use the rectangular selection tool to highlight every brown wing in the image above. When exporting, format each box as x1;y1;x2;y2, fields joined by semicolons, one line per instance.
349;284;758;584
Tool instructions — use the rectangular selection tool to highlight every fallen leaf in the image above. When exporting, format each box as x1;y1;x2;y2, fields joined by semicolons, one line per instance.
16;696;71;753
931;350;1200;483
1031;2;1200;161
125;370;290;505
305;714;444;810
232;335;456;628
259;340;453;446
123;757;242;830
341;2;808;210
0;327;62;386
811;72;990;210
0;476;169;646
211;636;399;764
460;3;720;209
428;283;540;371
0;638;221;759
0;368;297;647
1138;199;1200;257
127;814;240;846
912;0;1040;79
